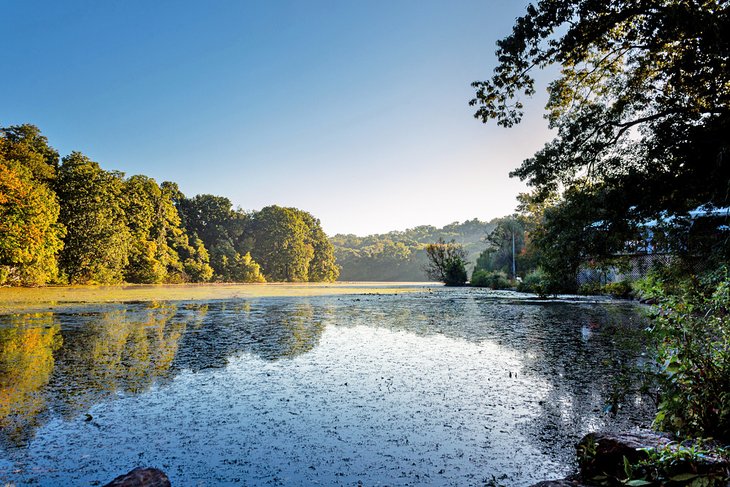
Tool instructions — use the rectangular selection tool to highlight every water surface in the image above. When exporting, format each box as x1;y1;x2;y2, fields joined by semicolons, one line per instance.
0;286;653;486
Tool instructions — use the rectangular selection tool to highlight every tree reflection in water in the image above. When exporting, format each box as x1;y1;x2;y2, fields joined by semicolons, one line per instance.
0;313;61;446
0;290;653;484
0;299;329;446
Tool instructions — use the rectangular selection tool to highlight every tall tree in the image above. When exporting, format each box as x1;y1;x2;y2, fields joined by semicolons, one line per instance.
471;0;730;280
0;125;59;183
424;239;468;286
159;182;214;282
475;215;531;278
245;206;314;282
300;212;340;282
0;126;64;286
56;152;130;284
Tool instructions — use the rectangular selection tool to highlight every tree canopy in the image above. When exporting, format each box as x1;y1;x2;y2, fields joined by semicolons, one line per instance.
0;124;337;286
424;239;468;286
472;0;730;286
245;206;339;282
331;219;495;281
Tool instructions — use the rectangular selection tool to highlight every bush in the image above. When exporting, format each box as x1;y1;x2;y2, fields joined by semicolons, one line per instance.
603;280;633;298
651;268;730;441
517;268;550;296
470;270;511;289
578;281;603;296
578;280;634;298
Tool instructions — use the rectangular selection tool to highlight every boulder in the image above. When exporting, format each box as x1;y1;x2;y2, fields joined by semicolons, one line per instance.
529;479;590;486
577;431;673;479
103;467;171;487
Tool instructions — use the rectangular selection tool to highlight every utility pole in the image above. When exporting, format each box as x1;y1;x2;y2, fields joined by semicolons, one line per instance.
511;229;516;279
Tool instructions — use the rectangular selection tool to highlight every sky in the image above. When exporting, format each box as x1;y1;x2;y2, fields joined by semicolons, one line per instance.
2;0;554;236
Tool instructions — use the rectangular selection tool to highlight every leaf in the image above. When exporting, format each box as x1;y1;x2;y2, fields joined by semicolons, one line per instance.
625;480;653;486
669;473;698;481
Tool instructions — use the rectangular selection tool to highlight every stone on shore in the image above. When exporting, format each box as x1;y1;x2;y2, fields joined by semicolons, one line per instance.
577;431;674;479
103;467;171;487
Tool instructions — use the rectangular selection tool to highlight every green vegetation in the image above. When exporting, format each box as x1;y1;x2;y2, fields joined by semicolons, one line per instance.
424;239;468;286
627;441;728;486
646;269;730;442
0;126;64;286
472;0;729;292
470;270;510;290
331;219;494;281
471;0;730;458
0;124;337;286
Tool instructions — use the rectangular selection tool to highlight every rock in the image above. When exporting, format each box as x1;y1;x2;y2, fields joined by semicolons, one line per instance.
577;431;673;479
103;467;171;487
529;479;590;486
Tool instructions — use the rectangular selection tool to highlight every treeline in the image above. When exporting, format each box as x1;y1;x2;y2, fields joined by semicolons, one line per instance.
0;124;339;286
331;219;495;281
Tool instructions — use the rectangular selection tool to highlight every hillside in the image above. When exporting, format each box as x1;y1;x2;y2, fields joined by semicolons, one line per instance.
330;219;495;281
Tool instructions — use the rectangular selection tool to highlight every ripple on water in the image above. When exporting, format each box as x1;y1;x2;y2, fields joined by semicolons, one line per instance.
0;287;653;486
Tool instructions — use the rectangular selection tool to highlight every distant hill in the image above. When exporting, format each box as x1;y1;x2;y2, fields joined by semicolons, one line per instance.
330;219;495;281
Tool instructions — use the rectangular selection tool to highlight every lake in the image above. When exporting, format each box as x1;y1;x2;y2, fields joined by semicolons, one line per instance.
0;284;653;486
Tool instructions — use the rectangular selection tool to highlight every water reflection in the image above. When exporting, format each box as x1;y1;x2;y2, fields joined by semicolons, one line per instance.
51;303;186;419
0;289;653;485
0;313;61;446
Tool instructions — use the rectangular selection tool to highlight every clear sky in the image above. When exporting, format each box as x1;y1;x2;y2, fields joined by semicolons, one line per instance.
2;0;553;236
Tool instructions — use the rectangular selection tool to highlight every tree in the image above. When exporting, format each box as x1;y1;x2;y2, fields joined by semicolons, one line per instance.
475;215;535;279
160;182;214;282
245;206;339;282
121;176;214;283
471;0;730;285
0;161;64;285
0;126;65;286
56;152;130;284
299;212;340;282
0;125;59;184
424;239;468;286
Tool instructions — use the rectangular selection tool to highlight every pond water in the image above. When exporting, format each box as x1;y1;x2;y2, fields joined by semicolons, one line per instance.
0;286;654;486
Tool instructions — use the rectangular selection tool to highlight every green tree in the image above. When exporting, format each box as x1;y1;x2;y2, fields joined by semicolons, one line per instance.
123;175;168;283
181;235;214;282
174;192;266;282
331;219;494;281
300;212;340;282
0;126;65;286
0;125;59;183
177;194;241;251
471;0;730;280
56;152;130;284
475;215;535;279
424;239;468;286
159;182;214;283
122;176;215;283
245;206;315;281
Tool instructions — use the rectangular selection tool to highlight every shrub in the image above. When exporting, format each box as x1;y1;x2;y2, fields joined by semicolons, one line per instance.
578;281;603;296
603;280;633;298
517;268;550;296
651;268;730;441
470;270;511;289
578;280;634;298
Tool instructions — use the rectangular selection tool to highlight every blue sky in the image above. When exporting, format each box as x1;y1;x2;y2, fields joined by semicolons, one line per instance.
2;1;553;235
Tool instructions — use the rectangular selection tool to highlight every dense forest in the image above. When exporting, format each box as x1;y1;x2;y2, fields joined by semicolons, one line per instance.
0;124;339;286
331;219;496;281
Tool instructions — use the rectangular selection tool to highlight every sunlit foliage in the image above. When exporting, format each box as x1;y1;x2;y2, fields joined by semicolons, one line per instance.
0;313;61;445
56;152;131;284
332;219;493;281
0;124;335;285
0;126;65;286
